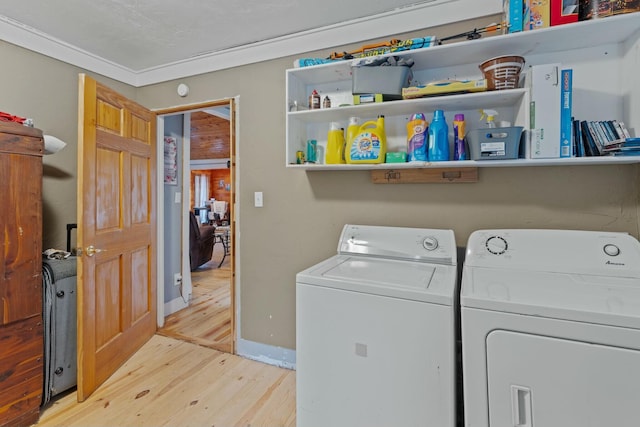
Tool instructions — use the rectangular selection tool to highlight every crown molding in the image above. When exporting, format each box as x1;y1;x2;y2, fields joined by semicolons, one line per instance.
0;0;501;87
0;14;137;85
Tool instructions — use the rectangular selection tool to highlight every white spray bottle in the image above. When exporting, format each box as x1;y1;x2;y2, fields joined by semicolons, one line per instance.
479;109;498;128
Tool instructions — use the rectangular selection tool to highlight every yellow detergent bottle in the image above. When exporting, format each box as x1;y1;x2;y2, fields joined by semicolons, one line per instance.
326;122;346;164
345;117;360;163
346;117;360;144
346;115;387;164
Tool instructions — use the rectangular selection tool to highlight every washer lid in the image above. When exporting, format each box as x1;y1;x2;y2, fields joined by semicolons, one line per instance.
337;224;456;265
461;267;640;329
297;254;457;305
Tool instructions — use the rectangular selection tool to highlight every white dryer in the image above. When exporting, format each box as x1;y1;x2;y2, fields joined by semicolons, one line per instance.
296;224;458;427
461;229;640;427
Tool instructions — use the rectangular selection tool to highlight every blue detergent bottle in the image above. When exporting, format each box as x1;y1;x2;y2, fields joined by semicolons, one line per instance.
428;109;449;161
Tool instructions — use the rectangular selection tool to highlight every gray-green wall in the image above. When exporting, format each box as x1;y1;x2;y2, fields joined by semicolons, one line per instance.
2;14;639;352
0;39;136;250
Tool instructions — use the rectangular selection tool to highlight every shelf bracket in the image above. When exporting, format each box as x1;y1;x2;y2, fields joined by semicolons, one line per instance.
371;167;479;184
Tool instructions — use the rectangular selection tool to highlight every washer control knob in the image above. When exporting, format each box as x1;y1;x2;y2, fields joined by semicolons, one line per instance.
603;244;620;257
486;236;508;255
422;236;439;251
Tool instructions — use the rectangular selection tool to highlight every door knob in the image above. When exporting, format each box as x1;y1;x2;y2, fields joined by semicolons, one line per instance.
82;245;105;257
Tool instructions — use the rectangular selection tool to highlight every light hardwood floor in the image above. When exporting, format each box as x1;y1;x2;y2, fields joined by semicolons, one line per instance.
36;335;296;427
158;243;233;353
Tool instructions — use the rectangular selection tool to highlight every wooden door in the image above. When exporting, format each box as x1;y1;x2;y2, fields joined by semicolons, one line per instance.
77;74;157;401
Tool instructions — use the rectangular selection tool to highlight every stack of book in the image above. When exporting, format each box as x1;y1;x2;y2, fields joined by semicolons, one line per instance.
572;119;640;156
615;138;640;156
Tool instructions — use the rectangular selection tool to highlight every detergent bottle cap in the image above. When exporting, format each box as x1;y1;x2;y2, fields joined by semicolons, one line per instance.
454;113;465;121
330;121;341;130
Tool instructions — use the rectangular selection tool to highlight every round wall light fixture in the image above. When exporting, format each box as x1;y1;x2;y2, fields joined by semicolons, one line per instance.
177;83;189;97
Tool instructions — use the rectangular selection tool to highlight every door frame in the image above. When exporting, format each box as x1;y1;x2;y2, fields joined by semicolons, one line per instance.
154;97;239;354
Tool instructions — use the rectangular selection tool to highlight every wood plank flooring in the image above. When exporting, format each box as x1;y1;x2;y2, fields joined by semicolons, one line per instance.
36;335;296;427
158;243;232;353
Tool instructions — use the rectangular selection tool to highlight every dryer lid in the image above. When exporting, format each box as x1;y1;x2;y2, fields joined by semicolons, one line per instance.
297;254;457;305
464;229;640;278
461;267;640;329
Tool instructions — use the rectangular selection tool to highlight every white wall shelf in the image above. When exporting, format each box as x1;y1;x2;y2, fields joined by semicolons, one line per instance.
285;12;640;169
290;155;640;171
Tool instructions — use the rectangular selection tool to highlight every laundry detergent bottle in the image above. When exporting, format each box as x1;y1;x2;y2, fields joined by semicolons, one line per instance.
453;113;467;161
326;121;346;164
346;115;387;164
346;117;360;147
407;113;428;162
428;109;449;161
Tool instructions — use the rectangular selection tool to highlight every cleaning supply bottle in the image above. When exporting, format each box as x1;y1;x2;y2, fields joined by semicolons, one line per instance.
346;117;360;148
428;110;449;161
407;113;428;162
346;115;387;164
479;109;498;128
309;89;321;109
326;122;346;164
453;113;467;161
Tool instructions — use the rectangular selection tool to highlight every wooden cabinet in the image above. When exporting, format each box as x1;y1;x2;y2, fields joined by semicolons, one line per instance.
0;121;44;427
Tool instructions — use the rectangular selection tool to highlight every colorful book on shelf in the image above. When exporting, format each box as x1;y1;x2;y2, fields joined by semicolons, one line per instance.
572;118;585;157
550;0;578;26
601;120;619;142
580;120;601;156
505;0;525;32
529;0;551;30
591;121;609;148
560;68;573;157
615;120;632;139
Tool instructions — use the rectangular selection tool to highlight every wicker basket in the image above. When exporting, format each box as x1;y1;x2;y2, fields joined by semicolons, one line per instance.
479;55;525;90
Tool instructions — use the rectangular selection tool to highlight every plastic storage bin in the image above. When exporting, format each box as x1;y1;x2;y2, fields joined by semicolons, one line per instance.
352;65;412;97
466;126;523;160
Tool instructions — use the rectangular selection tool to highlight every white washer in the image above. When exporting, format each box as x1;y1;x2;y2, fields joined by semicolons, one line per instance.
461;229;640;427
296;224;458;427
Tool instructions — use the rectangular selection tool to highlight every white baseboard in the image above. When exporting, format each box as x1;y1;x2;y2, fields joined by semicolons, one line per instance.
236;338;296;370
164;296;188;316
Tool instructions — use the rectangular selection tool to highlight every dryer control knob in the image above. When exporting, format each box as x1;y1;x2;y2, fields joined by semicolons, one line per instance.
603;244;621;257
486;236;508;255
422;236;439;251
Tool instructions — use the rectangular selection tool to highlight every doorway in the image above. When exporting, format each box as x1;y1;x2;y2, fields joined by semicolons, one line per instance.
155;99;236;355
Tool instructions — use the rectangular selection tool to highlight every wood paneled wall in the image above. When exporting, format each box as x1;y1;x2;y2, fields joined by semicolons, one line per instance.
189;110;231;209
191;169;231;208
208;169;231;202
190;112;230;160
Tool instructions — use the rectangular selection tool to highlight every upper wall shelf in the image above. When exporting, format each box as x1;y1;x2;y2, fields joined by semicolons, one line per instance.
287;13;640;84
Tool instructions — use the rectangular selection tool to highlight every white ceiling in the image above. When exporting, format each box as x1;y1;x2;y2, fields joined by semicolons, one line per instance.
0;0;501;86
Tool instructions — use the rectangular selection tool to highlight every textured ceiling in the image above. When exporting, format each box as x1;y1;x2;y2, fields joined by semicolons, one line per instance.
0;0;441;71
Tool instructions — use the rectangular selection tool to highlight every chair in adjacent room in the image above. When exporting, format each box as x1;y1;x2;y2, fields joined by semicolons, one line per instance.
189;211;216;271
211;200;229;225
210;201;231;267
